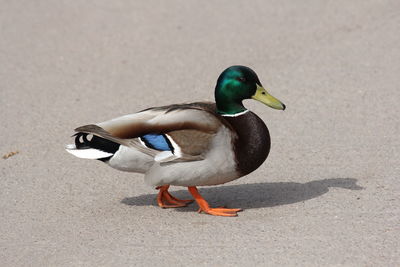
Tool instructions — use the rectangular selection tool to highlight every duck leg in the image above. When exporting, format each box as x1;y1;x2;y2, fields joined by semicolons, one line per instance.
156;185;194;208
188;186;242;217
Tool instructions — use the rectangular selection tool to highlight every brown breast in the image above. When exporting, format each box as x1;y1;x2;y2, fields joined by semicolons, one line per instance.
223;111;271;176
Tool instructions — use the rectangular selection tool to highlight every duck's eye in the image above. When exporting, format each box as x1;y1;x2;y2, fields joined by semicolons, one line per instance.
236;77;246;83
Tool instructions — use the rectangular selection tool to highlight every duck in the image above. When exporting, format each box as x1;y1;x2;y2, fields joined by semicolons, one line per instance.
66;65;285;216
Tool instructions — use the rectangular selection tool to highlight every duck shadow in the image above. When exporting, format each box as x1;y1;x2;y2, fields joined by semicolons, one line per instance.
121;178;363;210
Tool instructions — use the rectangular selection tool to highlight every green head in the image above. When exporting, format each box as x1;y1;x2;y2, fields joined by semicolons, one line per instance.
215;65;285;115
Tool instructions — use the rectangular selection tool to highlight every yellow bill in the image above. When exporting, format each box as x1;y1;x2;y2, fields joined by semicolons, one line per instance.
252;84;286;110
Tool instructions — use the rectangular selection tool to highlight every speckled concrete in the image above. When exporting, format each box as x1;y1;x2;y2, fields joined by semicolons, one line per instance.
1;1;399;266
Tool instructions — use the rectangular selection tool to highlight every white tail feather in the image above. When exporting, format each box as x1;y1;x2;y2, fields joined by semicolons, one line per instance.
65;144;113;159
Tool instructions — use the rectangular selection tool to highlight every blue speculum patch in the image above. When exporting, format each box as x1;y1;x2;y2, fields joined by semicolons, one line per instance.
140;134;172;151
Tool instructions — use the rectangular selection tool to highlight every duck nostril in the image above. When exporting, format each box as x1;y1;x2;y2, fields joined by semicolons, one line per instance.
261;92;266;95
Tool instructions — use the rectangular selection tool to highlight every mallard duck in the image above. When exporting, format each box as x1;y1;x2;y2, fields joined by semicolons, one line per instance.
66;65;285;216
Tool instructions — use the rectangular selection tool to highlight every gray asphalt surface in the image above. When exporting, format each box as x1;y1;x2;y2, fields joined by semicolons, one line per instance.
1;1;399;266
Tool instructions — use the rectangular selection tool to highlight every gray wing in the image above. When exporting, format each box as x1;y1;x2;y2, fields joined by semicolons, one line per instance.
74;102;230;162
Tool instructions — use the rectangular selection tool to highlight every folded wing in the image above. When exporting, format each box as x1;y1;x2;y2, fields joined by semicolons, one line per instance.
74;102;228;162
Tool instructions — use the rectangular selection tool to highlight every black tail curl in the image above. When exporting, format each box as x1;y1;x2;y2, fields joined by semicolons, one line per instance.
74;133;92;149
74;132;120;154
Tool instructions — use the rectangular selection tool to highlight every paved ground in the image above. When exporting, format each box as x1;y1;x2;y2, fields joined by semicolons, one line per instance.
1;1;399;266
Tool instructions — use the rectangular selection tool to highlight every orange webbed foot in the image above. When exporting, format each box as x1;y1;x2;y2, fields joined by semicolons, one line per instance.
156;185;194;208
197;207;242;217
188;186;242;217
